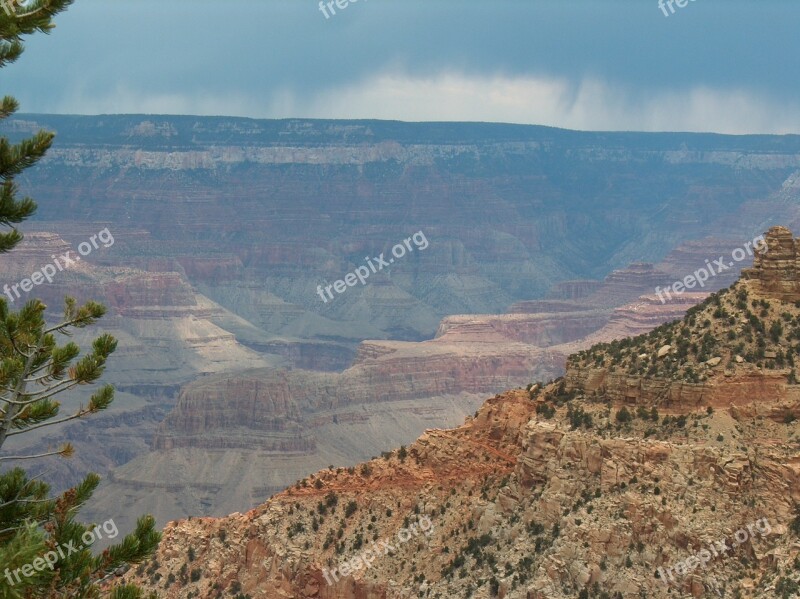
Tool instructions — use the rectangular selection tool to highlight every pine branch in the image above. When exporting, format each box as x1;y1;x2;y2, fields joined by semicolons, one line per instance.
9;377;80;403
0;331;42;449
0;443;71;461
0;468;50;510
45;300;109;334
0;130;54;180
6;384;114;436
0;95;18;119
0;0;76;70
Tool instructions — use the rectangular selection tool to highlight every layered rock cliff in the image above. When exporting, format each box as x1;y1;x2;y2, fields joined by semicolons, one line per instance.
0;229;283;491
742;225;800;301
5;116;800;555
84;289;702;532
84;224;784;532
121;385;799;598
118;226;800;598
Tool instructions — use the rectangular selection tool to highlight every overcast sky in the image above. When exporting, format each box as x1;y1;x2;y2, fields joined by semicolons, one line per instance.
3;0;799;133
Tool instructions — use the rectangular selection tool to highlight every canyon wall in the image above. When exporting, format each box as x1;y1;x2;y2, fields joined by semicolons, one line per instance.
3;116;800;537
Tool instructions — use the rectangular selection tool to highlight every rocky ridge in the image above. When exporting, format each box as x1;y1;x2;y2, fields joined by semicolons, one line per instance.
121;228;800;598
567;227;800;411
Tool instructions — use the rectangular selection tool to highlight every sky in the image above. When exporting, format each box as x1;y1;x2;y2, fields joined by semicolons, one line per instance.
3;0;800;134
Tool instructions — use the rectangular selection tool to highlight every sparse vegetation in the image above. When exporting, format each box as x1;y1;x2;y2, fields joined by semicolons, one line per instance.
536;402;556;419
570;283;795;381
616;407;632;424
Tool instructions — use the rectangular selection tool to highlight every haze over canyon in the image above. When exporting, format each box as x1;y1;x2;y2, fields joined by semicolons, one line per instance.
1;115;799;534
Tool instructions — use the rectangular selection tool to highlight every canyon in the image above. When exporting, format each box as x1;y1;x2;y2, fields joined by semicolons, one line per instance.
120;230;800;597
2;116;800;537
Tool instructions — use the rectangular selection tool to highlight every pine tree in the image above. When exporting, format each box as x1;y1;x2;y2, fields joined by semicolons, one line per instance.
0;3;160;597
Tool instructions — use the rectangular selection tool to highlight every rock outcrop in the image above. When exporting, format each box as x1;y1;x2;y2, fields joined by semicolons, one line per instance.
120;381;800;598
566;226;800;412
742;225;800;301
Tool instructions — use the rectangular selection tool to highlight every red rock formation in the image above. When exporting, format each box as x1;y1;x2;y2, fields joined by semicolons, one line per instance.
120;382;800;599
741;225;800;301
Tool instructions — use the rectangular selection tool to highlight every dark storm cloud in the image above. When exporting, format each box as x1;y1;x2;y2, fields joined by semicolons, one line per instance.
2;0;799;132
